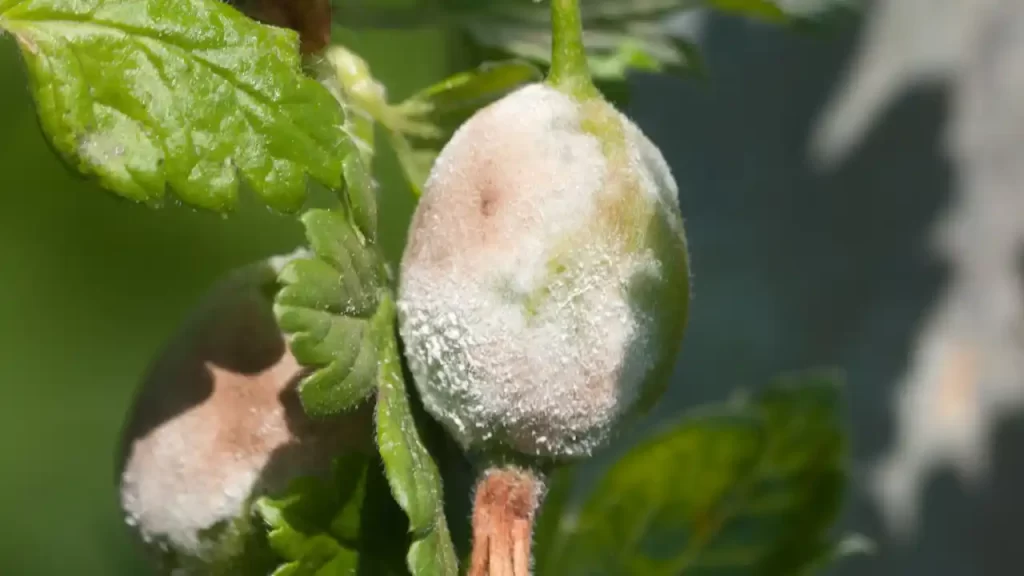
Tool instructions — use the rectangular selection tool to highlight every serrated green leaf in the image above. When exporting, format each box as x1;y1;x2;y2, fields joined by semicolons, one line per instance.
538;370;850;576
256;453;410;576
317;46;381;241
274;208;390;416
257;456;366;558
341;135;378;241
0;0;347;212
374;295;459;576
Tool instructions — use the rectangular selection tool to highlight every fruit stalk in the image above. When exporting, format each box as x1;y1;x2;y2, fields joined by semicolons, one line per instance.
548;0;598;100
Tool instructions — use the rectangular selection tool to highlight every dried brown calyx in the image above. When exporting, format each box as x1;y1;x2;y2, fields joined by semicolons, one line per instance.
468;467;545;576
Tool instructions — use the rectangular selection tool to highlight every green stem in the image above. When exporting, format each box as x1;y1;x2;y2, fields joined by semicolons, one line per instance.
546;0;598;100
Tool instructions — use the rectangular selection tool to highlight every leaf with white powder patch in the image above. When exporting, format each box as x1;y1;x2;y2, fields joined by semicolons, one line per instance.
0;0;347;212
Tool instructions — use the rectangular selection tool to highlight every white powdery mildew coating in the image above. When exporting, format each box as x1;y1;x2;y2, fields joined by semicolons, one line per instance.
118;358;296;556
398;84;684;458
118;260;375;564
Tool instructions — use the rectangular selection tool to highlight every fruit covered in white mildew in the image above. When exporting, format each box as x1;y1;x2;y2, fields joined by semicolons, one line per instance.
397;83;690;459
117;258;375;573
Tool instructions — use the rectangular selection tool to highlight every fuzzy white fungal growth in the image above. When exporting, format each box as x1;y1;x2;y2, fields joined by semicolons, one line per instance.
117;260;374;572
398;83;689;459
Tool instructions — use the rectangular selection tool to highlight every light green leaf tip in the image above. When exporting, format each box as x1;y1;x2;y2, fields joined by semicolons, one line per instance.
389;59;542;196
0;0;347;212
273;208;390;416
401;59;543;134
537;369;851;576
375;295;459;576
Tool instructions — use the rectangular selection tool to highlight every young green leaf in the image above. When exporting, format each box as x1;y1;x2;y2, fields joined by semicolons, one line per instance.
273;209;391;416
387;59;542;195
0;0;346;212
537;370;850;576
255;453;411;575
399;59;543;140
375;296;459;576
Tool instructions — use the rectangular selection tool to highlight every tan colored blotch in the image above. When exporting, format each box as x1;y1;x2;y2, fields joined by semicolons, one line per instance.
117;262;374;565
398;84;689;460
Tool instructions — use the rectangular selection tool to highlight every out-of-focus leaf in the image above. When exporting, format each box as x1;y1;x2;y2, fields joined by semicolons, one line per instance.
709;0;860;23
375;296;459;576
0;0;346;212
386;59;541;195
453;0;857;82
707;0;787;21
461;12;702;82
531;464;578;572
537;370;850;576
446;0;692;26
401;59;543;139
537;410;764;576
830;532;876;560
392;59;540;195
749;370;848;575
388;134;438;197
255;453;411;575
273;209;390;416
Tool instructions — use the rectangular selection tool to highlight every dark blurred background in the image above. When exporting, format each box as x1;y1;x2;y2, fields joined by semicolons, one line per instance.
2;0;1021;574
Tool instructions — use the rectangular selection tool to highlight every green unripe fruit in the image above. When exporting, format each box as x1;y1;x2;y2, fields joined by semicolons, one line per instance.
117;259;375;574
397;83;690;460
